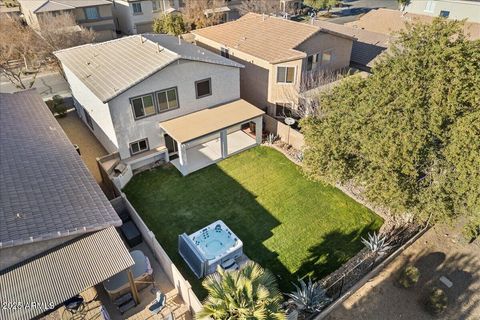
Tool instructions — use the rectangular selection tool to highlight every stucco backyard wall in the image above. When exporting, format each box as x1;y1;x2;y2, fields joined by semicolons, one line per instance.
264;114;305;150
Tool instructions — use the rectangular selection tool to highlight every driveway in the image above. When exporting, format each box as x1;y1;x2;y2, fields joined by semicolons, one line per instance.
326;224;480;320
0;71;70;100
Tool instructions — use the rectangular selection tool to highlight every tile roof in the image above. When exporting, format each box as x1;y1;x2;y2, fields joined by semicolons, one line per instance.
192;13;355;64
0;90;121;248
55;34;243;103
346;8;480;40
313;20;391;68
31;0;111;13
160;99;265;143
0;226;134;320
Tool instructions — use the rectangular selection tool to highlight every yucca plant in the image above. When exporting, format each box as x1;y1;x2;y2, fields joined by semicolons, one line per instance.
266;133;278;145
286;278;331;313
361;231;390;255
198;261;286;320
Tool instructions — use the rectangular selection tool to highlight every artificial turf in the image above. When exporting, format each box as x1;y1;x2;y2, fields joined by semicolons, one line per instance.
123;146;383;298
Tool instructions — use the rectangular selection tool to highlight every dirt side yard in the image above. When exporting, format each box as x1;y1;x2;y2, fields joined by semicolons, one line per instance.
56;110;108;184
326;224;480;320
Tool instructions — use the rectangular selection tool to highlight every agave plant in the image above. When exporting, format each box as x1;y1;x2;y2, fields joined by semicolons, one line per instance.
266;133;278;145
286;278;331;313
198;261;286;320
361;231;390;255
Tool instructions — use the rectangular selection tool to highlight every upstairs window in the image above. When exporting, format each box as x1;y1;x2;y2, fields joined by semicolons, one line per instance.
276;66;295;83
84;7;99;20
157;87;179;112
131;94;155;119
130;138;149;155
221;47;229;58
321;49;333;65
195;78;212;98
439;10;450;18
132;2;143;14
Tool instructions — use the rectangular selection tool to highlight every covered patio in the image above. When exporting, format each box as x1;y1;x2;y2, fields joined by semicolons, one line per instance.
160;99;264;175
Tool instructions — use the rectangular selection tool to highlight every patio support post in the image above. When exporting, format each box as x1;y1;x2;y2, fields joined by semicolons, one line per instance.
178;141;187;166
255;117;263;144
220;129;228;159
127;268;140;305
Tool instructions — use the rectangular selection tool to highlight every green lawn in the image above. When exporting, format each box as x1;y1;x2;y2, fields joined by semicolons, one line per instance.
124;146;382;298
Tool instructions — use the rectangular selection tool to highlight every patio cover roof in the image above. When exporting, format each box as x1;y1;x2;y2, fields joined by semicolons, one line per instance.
0;226;134;320
159;99;265;144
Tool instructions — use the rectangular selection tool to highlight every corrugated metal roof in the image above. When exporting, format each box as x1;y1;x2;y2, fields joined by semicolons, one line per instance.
55;34;243;103
0;90;121;248
0;226;134;320
159;99;264;143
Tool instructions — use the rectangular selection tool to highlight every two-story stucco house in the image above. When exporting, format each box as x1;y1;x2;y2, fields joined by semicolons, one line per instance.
18;0;117;41
192;13;355;119
112;0;181;34
404;0;480;22
55;34;264;176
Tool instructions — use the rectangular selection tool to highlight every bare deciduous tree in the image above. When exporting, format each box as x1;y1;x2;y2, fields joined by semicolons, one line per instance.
38;12;96;52
238;0;282;15
182;0;225;30
280;69;343;118
0;16;45;89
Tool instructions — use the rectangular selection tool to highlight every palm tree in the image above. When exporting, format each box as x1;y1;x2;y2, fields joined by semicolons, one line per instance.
197;262;286;320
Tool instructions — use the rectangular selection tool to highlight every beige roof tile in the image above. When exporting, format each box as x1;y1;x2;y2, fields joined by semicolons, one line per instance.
193;13;354;64
346;8;480;40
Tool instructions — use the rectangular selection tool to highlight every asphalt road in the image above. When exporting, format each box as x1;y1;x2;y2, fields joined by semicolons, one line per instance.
0;71;71;100
327;0;399;24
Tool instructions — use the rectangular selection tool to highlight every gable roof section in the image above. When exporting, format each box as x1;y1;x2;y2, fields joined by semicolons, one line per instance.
30;0;111;13
192;13;355;64
0;90;121;248
55;34;243;103
313;20;391;68
346;8;480;40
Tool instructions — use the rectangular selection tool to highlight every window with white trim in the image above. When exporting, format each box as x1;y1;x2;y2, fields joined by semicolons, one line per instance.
130;138;149;155
131;94;155;119
132;2;143;14
195;78;212;98
84;7;99;20
321;49;333;65
276;66;295;83
156;87;179;112
152;0;164;11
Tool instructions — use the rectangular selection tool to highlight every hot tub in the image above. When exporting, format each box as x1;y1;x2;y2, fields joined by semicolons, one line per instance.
178;220;243;278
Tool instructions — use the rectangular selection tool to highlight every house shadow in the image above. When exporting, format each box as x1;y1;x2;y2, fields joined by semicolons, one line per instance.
325;248;480;320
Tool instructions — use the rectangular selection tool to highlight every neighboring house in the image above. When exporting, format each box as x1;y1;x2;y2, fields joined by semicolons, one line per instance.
404;0;480;22
55;34;264;176
192;13;355;119
346;8;480;40
0;90;133;320
312;20;392;72
111;0;181;34
18;0;117;41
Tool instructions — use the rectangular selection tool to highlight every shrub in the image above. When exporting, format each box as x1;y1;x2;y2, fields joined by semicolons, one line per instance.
426;287;447;315
463;221;480;243
398;265;420;288
286;278;331;313
48;95;67;117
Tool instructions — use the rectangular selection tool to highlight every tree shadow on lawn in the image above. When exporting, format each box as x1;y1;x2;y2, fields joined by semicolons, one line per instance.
124;162;379;299
295;223;380;282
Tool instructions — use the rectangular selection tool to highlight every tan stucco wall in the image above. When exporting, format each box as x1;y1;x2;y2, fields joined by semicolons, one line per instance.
195;35;272;111
195;31;353;116
296;32;353;73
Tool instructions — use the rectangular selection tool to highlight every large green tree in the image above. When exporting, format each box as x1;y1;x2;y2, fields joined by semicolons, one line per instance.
198;262;285;320
301;19;480;224
304;0;338;12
